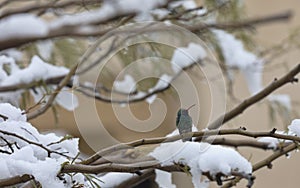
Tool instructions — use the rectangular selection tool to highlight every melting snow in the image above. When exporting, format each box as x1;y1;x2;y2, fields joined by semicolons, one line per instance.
113;74;136;94
0;14;48;41
0;55;78;111
268;94;291;110
171;43;207;73
213;29;263;95
288;119;300;136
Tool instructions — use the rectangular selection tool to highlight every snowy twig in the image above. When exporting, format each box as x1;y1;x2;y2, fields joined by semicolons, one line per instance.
0;136;14;154
27;63;78;120
78;82;138;96
0;50;197;105
0;113;8;121
208;63;300;130
159;6;204;21
222;143;298;188
0;75;65;92
77;59;201;104
0;129;72;158
0;174;34;187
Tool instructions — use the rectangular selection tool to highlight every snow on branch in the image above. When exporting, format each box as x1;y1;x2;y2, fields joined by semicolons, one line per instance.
0;55;78;114
0;0;171;51
77;42;206;104
0;103;82;187
1;102;300;187
223;141;299;188
150;141;252;187
0;6;291;51
61;122;300;188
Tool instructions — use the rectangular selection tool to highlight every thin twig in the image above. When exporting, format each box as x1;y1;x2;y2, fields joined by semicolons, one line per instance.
0;113;8;121
77;59;202;104
0;129;71;158
187;10;292;31
27;64;78;120
21;94;46;115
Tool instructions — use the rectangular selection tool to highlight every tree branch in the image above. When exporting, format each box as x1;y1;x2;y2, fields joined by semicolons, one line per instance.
0;0;102;20
0;75;65;92
0;113;8;121
81;127;300;165
208;63;300;130
222;143;298;188
0;10;292;51
204;137;278;150
26;63;78;120
0;129;72;158
187;10;292;31
0;174;34;187
76;59;202;104
62;161;165;174
116;169;155;188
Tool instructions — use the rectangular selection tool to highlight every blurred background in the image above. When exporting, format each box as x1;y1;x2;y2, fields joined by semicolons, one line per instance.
28;0;300;187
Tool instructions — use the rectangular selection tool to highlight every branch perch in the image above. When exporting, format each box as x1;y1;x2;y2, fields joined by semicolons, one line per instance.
0;174;34;187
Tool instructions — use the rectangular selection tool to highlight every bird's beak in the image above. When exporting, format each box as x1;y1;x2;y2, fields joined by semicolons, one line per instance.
187;104;196;111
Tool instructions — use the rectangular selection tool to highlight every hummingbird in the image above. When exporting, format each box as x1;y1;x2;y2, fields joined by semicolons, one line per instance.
176;104;195;142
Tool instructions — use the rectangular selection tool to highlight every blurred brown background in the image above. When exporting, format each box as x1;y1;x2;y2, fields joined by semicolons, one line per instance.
30;1;300;187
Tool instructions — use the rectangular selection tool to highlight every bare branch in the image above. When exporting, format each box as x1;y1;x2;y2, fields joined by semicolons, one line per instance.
116;169;155;188
0;174;34;187
208;63;300;130
205;137;277;150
